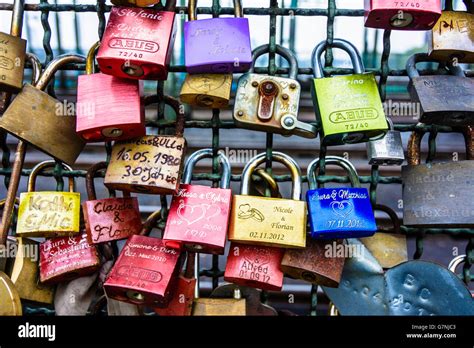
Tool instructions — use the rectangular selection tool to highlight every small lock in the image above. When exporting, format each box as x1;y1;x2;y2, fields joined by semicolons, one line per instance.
16;160;81;238
163;149;232;254
366;118;405;165
306;156;377;239
180;73;233;109
311;39;388;146
233;45;316;138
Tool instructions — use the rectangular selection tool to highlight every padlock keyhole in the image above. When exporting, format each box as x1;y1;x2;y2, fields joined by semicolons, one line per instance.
257;80;279;121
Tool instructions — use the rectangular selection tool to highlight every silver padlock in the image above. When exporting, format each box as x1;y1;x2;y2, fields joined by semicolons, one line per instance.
366;118;404;165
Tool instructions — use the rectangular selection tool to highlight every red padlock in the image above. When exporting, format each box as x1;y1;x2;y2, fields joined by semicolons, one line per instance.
364;0;441;30
163;149;232;254
39;232;101;284
76;42;145;142
82;162;142;245
96;1;177;80
104;210;183;307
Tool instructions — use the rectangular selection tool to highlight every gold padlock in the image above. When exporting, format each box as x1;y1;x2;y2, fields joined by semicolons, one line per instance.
180;74;233;109
16;160;81;238
0;271;22;315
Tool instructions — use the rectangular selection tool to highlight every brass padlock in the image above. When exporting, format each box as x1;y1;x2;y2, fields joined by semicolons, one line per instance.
0;271;22;315
16;160;81;238
180;74;233;109
360;204;408;269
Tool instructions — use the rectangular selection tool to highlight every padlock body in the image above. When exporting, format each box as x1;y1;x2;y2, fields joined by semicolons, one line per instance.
82;197;142;244
228;195;306;248
428;11;474;63
105;135;187;195
17;192;81;238
192;298;246;316
409;75;474;126
180;73;232;109
39;233;100;284
76;73;145;142
367;130;405;165
224;243;284;291
184;18;252;73
97;6;176;80
360;233;407;268
163;184;232;254
104;235;182;307
0;33;26;93
307;188;377;239
281;238;345;288
312;73;388;145
0;271;22;315
364;0;441;30
0;84;85;165
154;275;196;316
402;161;474;227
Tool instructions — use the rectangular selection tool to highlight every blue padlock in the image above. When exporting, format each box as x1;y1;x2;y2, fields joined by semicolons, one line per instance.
306;156;376;239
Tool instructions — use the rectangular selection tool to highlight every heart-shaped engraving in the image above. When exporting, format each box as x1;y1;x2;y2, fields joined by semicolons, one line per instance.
177;201;208;225
206;205;221;221
330;200;354;218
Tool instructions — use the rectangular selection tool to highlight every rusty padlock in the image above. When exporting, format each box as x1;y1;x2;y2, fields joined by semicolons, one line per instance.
97;1;177;80
76;42;145;142
104;210;183;307
163;149;232;254
83;162;142;245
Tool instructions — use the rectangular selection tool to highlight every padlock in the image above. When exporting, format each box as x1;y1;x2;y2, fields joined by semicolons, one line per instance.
16;160;81;238
0;54;86;165
104;210;183;307
39;232;101;285
228;151;307;248
360;204;408;269
184;0;251;73
366;118;405;165
406;53;474;126
402;129;474;227
0;0;26;93
111;0;160;8
179;73;233;109
311;39;388;145
364;0;441;30
163;149;232;254
233;45;316;139
306;156;377;239
83;162;142;245
104;96;187;195
280;238;346;288
96;1;177;80
154;252;196;316
428;10;474;63
76;42;145;142
0;271;22;315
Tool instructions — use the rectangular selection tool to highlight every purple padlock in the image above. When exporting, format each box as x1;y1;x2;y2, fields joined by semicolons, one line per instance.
184;0;252;74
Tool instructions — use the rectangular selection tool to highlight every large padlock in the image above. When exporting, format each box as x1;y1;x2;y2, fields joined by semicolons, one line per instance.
39;232;101;285
163;149;232;254
104;96;187;195
228;151;307;248
428;9;474;63
406;53;474;126
307;156;377;239
311;39;388;145
83;162;142;245
16;160;81;238
0;0;26;93
179;73;233;109
233;45;316;138
366;118;405;166
184;0;251;73
360;204;408;269
76;42;145;142
104;210;183;307
96;1;177;80
364;0;441;30
402;129;474;227
0;54;86;165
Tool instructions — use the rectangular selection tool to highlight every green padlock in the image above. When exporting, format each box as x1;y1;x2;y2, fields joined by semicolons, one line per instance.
311;39;388;145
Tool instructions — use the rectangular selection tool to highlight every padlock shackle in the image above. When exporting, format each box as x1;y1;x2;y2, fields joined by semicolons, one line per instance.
183;251;196;279
406;53;465;79
182;149;231;188
35;54;86;91
250;45;298;80
448;255;468;274
85;42;100;75
374;204;401;234
463;126;474;160
311;39;365;79
386;117;395;131
143;95;185;137
241;151;302;200
194;252;200;298
27;160;75;193
10;0;25;37
406;129;424;166
86;162;130;201
25;53;42;86
188;0;242;21
140;209;162;236
307;155;360;189
252;168;281;198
